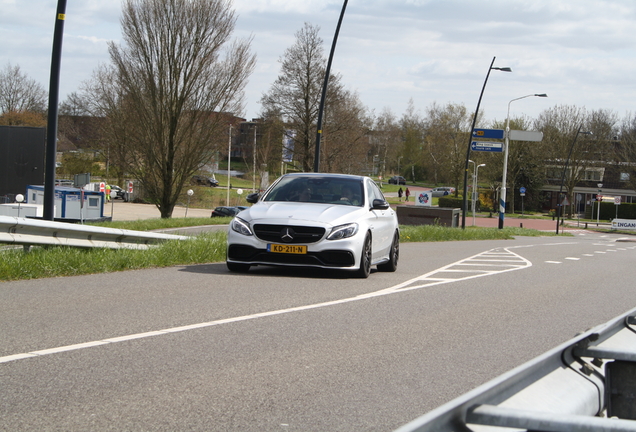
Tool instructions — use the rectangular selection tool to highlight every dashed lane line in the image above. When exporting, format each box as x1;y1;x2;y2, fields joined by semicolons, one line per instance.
0;247;533;364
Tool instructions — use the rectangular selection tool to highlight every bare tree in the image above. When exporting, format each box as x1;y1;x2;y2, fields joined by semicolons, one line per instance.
321;89;370;174
59;92;91;116
616;113;636;191
400;99;425;182
106;0;255;217
370;108;401;177
534;105;608;217
423;102;471;192
0;63;47;114
261;22;334;172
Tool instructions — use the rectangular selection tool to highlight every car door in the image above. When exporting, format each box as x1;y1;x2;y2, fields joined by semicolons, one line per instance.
365;179;395;261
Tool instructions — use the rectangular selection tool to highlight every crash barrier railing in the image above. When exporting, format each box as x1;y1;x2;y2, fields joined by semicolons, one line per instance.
395;307;636;432
0;216;189;250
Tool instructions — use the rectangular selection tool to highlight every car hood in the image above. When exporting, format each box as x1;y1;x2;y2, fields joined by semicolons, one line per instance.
240;202;365;227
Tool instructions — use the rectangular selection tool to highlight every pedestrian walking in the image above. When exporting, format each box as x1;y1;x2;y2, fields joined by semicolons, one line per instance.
398;187;403;201
405;187;410;202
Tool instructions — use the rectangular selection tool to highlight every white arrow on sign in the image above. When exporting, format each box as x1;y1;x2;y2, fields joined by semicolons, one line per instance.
509;130;543;142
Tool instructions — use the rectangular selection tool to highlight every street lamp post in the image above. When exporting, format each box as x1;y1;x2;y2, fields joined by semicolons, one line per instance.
597;183;603;226
555;126;592;234
314;0;348;173
461;57;511;229
227;124;232;206
499;93;548;229
470;161;486;226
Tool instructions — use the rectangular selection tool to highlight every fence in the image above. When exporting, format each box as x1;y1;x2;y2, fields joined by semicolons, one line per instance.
0;216;189;250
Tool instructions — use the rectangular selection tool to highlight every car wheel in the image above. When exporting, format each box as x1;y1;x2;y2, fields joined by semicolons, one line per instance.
378;231;399;272
355;234;372;278
227;262;251;273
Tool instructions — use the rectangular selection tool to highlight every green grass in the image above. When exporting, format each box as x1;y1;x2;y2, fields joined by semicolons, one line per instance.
399;225;556;242
88;217;231;231
0;219;564;281
0;232;227;281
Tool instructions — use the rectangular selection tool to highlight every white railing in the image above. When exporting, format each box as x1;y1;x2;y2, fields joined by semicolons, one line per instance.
396;307;636;432
0;216;189;250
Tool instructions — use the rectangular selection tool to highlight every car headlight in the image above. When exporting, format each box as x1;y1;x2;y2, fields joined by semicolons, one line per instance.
327;223;358;240
231;217;253;236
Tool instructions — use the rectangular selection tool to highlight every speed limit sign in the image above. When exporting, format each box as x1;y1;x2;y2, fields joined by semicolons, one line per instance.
615;196;622;205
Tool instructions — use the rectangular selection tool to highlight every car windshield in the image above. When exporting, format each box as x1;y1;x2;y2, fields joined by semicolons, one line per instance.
263;176;364;206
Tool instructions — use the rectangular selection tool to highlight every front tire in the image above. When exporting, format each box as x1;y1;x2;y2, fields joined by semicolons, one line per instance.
378;231;399;272
355;234;372;278
227;262;251;273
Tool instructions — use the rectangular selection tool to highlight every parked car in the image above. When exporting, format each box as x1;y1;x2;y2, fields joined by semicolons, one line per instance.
191;175;219;187
226;173;399;278
388;175;406;185
431;186;455;197
211;206;244;217
110;185;129;201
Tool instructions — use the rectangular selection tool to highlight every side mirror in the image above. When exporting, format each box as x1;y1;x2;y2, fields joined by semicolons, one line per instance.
372;198;390;210
246;192;260;204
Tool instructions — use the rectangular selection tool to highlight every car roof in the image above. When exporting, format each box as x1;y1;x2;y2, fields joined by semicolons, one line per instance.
281;172;367;181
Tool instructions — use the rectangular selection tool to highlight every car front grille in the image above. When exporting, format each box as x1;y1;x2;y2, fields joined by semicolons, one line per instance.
228;245;355;267
253;224;325;244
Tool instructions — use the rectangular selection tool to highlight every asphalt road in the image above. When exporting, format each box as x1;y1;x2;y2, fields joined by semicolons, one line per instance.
2;231;635;431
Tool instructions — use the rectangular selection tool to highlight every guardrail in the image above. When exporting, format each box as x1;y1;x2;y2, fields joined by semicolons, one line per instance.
0;216;189;250
396;307;636;432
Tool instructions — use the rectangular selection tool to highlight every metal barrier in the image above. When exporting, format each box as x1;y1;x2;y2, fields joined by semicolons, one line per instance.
396;307;636;432
0;216;189;250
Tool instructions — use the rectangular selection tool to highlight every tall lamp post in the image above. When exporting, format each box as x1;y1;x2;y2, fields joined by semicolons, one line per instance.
461;57;511;229
499;93;548;229
555;126;592;234
43;0;68;220
227;124;232;206
469;160;486;226
314;0;348;173
597;183;603;226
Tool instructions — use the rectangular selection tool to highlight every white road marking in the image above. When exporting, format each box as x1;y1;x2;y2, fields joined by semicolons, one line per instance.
0;246;530;364
546;261;562;264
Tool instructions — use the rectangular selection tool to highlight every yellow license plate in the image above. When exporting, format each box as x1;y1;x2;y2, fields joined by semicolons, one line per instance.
268;244;307;254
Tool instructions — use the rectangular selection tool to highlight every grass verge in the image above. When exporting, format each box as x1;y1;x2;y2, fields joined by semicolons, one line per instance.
0;231;227;281
0;222;563;281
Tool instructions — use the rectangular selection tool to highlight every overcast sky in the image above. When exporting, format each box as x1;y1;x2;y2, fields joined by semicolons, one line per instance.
2;0;635;125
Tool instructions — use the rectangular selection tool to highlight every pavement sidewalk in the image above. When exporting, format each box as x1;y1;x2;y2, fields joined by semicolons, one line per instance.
104;200;213;221
107;191;606;234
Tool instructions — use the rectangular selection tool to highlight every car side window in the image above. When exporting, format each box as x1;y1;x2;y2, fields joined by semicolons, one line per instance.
366;180;385;207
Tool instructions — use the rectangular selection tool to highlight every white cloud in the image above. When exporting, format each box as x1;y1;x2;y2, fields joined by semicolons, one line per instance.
1;0;635;122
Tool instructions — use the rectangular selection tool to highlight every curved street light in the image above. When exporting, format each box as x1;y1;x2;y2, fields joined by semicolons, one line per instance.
499;93;548;229
314;0;348;172
461;57;512;229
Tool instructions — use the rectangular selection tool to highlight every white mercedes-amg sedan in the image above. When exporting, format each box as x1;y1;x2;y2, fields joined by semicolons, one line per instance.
226;173;399;278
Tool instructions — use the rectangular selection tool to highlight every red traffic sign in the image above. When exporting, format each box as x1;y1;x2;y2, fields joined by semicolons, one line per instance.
597;195;603;201
99;182;105;193
128;181;134;194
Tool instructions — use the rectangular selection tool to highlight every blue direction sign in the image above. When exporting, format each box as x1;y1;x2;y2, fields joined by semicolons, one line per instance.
471;141;503;152
473;128;505;139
